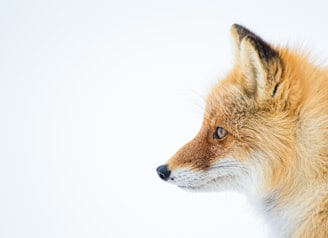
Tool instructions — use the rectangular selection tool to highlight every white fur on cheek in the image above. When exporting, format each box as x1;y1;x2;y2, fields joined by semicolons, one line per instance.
169;157;251;192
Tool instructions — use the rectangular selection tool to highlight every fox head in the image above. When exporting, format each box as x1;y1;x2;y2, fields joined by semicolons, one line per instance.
156;24;304;195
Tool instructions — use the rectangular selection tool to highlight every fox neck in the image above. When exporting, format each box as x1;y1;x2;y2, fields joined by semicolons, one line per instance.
246;149;327;237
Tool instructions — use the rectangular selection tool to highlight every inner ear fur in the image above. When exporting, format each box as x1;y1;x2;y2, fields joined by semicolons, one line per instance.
231;24;283;99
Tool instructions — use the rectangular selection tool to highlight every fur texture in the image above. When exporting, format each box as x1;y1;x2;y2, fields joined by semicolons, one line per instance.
157;24;328;237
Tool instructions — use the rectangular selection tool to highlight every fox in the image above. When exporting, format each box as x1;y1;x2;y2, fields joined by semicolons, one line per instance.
156;24;328;238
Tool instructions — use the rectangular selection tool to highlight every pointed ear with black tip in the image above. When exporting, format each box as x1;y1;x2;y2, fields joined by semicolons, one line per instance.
237;31;283;100
230;24;260;58
230;24;283;99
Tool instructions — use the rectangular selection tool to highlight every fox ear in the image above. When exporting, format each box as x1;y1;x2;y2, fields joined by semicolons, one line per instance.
231;24;283;99
230;24;258;57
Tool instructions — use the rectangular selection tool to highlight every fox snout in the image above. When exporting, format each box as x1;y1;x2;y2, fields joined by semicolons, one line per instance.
156;164;171;181
156;124;227;189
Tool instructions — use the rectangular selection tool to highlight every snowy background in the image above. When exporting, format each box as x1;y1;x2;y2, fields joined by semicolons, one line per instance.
1;1;328;237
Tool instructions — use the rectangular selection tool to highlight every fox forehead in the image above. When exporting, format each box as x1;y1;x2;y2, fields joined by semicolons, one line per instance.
204;72;256;135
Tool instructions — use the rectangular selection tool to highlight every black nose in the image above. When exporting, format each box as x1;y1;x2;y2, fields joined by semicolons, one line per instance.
156;164;171;181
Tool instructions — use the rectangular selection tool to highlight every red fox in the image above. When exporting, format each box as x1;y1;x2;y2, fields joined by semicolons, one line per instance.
156;24;328;237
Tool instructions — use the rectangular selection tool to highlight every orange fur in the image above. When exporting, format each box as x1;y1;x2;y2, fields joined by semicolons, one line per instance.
157;24;328;237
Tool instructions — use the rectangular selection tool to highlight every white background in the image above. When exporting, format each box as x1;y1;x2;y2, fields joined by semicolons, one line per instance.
1;1;328;237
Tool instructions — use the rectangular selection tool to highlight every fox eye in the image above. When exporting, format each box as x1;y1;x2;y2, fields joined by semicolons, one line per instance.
213;127;228;140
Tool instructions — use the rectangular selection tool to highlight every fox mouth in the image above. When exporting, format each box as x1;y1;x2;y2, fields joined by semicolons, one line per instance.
174;174;232;191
